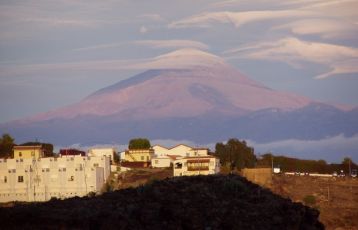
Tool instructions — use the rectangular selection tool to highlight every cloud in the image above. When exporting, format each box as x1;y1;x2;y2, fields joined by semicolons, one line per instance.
132;40;209;50
23;17;101;27
74;40;209;52
169;10;315;29
274;19;358;39
73;42;125;52
0;48;221;76
248;134;358;163
137;14;166;22
315;59;358;79
224;37;358;79
139;25;148;33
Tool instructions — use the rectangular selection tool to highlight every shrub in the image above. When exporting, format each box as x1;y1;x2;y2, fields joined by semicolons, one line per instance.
303;195;316;206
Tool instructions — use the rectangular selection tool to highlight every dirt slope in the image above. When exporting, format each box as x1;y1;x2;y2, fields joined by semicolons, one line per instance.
271;175;358;230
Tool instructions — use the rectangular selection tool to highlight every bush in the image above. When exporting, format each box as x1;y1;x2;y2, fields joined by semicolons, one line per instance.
303;195;316;206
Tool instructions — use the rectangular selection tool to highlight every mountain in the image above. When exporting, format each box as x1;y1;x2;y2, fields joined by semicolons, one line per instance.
1;49;357;148
25;49;311;123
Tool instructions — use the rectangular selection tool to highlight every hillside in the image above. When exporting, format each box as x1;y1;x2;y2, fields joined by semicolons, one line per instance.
0;175;323;229
271;175;358;230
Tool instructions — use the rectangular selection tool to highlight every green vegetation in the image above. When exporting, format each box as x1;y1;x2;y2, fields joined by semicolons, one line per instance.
128;138;151;149
0;133;15;158
214;138;256;171
257;153;357;174
113;152;120;164
303;195;317;206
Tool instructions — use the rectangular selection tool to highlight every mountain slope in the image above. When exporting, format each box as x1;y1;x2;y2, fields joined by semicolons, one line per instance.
24;49;312;123
1;49;356;147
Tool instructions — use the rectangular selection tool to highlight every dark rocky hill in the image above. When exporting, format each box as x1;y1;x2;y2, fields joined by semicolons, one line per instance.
0;175;324;230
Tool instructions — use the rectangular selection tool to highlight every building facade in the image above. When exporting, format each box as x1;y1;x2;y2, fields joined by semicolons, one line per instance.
151;156;172;168
124;149;154;163
13;145;45;160
59;149;86;157
173;156;220;177
153;144;208;157
0;155;110;203
151;144;210;169
88;148;116;162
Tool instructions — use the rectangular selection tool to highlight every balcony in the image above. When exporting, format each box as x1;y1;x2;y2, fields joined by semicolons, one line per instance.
187;166;209;171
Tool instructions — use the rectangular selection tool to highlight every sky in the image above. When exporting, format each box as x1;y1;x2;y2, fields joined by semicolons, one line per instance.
0;0;357;124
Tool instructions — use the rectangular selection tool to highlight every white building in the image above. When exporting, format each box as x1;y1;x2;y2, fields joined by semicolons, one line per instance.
151;155;181;168
153;144;208;157
0;155;110;203
151;144;209;168
173;156;220;177
88;148;116;162
151;144;220;176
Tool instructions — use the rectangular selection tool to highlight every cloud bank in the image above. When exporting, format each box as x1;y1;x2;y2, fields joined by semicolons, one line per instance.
224;37;358;79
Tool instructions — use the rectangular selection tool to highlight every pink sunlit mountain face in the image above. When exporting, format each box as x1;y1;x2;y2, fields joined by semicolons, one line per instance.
28;49;312;122
1;49;356;146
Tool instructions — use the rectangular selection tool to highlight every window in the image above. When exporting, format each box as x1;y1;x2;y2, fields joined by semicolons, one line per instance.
31;151;35;156
18;176;24;183
93;163;99;167
19;152;22;157
141;156;144;161
155;160;159;164
3;176;7;183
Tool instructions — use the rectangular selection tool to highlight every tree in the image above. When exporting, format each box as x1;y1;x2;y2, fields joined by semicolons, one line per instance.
0;133;15;158
128;138;151;150
214;138;256;171
20;141;54;157
113;152;120;164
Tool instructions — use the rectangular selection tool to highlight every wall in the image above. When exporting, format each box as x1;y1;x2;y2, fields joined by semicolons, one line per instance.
124;149;154;162
13;146;44;159
151;157;171;168
89;148;116;162
153;144;208;157
241;168;272;187
0;155;110;203
173;157;220;177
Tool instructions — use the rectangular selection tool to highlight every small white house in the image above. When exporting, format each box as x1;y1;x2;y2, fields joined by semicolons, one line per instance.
152;144;209;158
88;148;116;162
151;143;210;169
173;156;220;177
273;167;281;174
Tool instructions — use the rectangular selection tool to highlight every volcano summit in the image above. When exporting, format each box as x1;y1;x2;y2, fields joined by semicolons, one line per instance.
1;49;357;149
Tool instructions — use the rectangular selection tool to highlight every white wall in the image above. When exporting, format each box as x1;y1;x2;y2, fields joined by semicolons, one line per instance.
153;144;209;157
152;145;169;157
0;155;110;203
151;157;171;168
88;148;116;162
173;157;220;177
